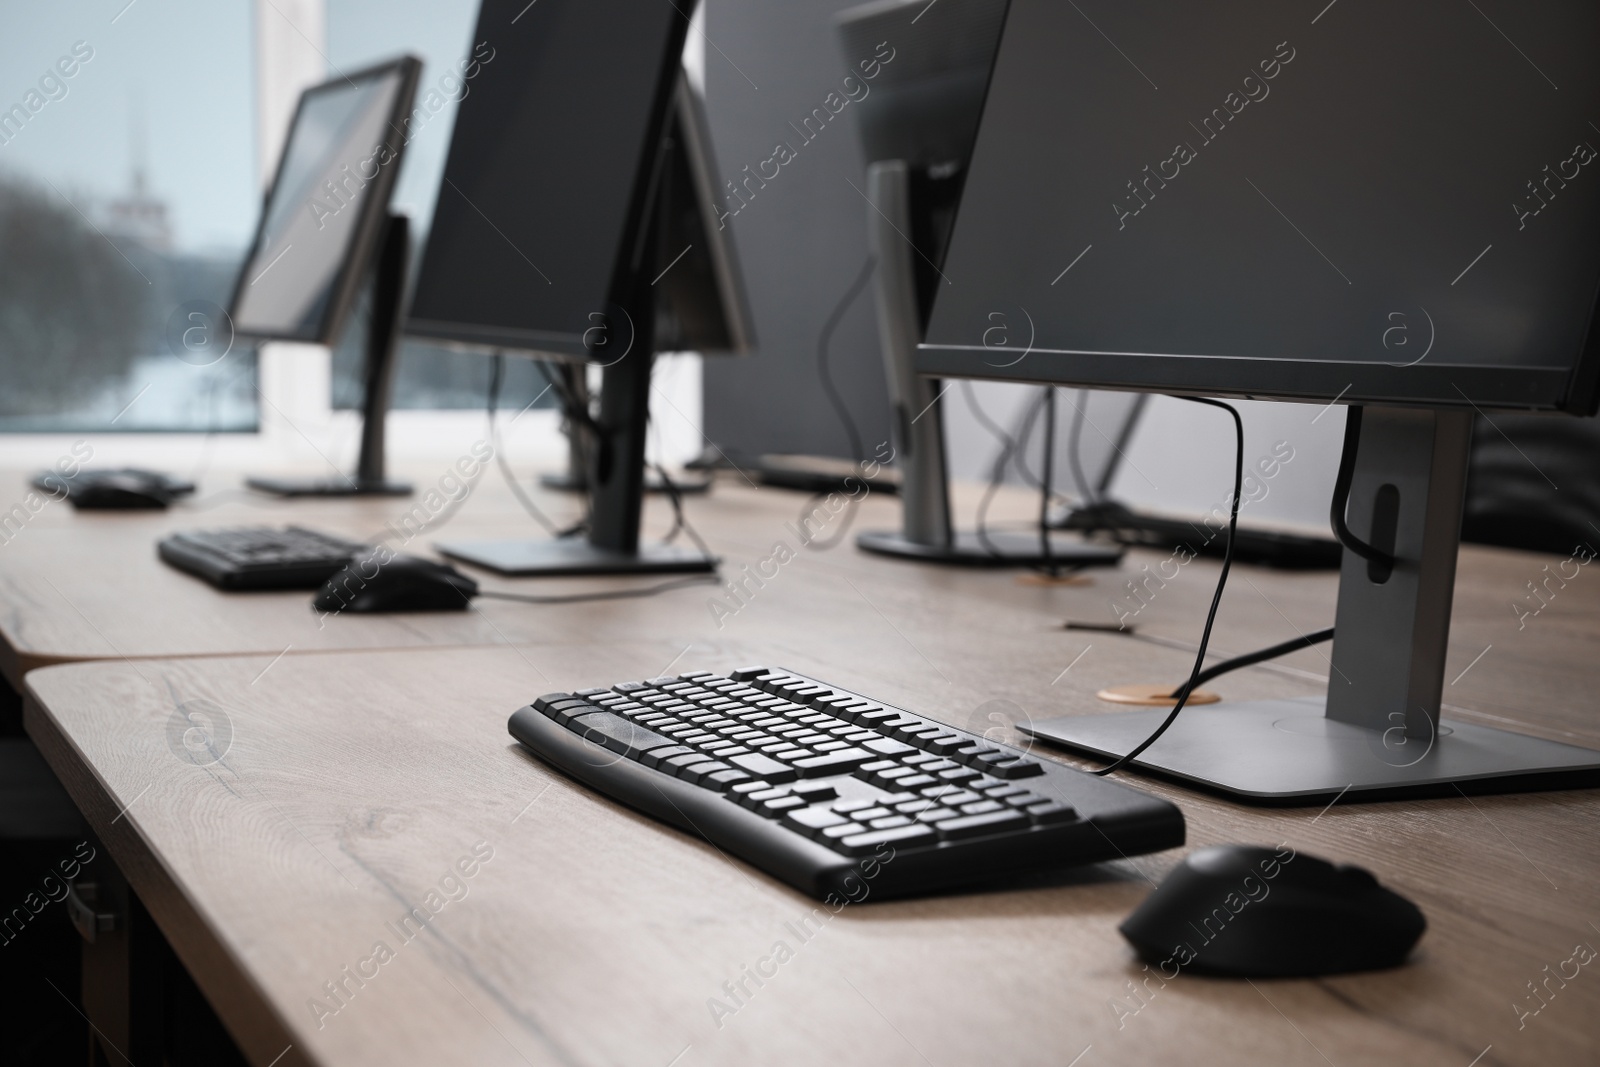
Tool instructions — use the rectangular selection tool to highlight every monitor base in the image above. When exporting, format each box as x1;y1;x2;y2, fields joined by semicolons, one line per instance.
856;529;1123;568
436;537;717;577
246;476;413;498
1023;697;1600;804
538;470;712;495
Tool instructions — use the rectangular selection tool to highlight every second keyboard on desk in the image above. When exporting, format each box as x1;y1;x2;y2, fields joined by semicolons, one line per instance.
509;667;1185;899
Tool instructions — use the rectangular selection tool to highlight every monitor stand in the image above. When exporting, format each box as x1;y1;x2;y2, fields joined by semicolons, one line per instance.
1025;406;1600;802
853;161;1121;569
437;348;716;576
535;362;710;496
247;212;413;498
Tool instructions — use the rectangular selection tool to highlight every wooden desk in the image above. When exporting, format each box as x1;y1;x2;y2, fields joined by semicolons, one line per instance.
4;464;1588;746
22;511;1600;1065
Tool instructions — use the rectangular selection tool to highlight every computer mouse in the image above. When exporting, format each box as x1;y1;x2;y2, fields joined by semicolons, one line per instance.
1119;844;1425;978
312;555;478;613
69;474;177;510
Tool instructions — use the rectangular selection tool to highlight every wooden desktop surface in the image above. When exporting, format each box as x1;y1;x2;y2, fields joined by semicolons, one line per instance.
17;470;1600;1066
2;464;1593;742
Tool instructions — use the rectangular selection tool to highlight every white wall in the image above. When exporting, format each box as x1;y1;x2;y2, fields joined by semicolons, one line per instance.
940;384;1346;532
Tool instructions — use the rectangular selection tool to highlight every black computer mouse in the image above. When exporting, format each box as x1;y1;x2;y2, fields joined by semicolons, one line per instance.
69;473;177;510
313;555;478;613
1119;844;1425;978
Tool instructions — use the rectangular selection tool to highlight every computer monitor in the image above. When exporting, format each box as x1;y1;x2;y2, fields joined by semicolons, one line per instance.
920;0;1600;799
229;55;422;497
838;0;1119;570
406;0;751;576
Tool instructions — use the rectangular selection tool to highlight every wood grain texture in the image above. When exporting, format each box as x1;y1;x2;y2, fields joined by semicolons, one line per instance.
4;463;1596;752
23;616;1600;1066
10;464;1600;1064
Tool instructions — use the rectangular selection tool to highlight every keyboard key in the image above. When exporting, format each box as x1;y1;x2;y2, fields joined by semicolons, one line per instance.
937;768;981;783
640;745;694;769
960;800;1004;815
728;666;770;681
1024;801;1080;825
786;807;849;833
792;749;875;777
986;758;1046;780
729;780;771;796
535;694;591;719
933;810;1029;839
869;815;912;829
923;736;969;754
679;761;734;784
865;737;916;756
820;822;869;840
911;807;957;823
758;795;807;817
570;712;679;758
895;774;937;789
663;752;711;774
836;824;935;855
729;753;798;783
790;782;839;802
705;769;753;791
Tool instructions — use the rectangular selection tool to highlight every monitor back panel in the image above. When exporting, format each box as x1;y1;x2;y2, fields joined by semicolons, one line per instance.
921;0;1600;413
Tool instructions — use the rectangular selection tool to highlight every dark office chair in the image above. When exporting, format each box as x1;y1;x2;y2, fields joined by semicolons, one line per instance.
1461;413;1600;555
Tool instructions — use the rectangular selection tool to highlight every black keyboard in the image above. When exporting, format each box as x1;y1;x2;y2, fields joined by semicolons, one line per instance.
509;667;1185;899
158;526;368;591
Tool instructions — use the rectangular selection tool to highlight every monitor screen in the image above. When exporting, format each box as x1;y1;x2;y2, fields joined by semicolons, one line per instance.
230;60;415;343
921;0;1600;413
406;0;689;359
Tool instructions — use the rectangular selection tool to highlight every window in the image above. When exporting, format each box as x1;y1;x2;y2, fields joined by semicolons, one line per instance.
0;4;258;432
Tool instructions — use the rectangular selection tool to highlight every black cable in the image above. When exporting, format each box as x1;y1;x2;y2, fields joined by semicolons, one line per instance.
650;460;715;560
532;360;596;538
1168;627;1335;701
962;381;1018;558
1093;396;1244;777
1038;386;1058;576
817;254;876;463
1330;405;1394;567
488;353;564;537
1067;388;1094;506
969;384;1053;557
477;573;719;605
1008;389;1051;490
